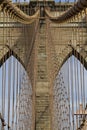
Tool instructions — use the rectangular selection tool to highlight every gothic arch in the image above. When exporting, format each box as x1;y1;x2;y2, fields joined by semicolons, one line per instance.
0;55;33;129
0;49;26;69
52;46;87;130
55;45;87;78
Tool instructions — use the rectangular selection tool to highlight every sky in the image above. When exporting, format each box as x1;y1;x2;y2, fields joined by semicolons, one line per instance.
54;55;87;129
0;55;87;129
12;0;75;3
0;56;31;130
0;55;33;130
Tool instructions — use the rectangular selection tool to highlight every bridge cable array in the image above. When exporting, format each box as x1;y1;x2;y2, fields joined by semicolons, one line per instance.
45;0;87;23
0;0;39;129
46;10;87;129
0;0;39;24
0;0;87;130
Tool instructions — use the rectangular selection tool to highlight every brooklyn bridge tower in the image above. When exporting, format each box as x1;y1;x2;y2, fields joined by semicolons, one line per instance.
0;0;87;130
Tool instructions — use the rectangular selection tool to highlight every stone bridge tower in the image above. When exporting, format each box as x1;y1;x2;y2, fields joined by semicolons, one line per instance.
0;0;87;130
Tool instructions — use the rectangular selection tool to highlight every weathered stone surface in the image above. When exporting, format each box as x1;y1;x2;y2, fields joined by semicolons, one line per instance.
0;3;87;130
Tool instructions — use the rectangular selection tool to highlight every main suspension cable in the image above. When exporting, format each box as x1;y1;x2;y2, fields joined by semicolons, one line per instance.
45;0;87;23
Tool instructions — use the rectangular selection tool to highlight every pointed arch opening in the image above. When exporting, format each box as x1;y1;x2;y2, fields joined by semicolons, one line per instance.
0;50;26;70
0;55;33;130
53;55;87;130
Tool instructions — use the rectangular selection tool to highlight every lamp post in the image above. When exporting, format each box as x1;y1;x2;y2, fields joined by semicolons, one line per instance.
74;104;87;129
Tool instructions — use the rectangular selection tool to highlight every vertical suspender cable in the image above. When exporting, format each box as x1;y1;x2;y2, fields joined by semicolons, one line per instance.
2;7;5;130
74;18;79;129
77;15;80;128
15;59;19;130
82;10;86;114
12;56;15;129
75;15;79;128
67;45;71;129
71;23;74;130
8;11;12;130
80;11;86;124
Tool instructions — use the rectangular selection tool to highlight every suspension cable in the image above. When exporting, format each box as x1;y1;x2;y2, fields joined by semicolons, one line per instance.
45;0;87;23
0;0;40;24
